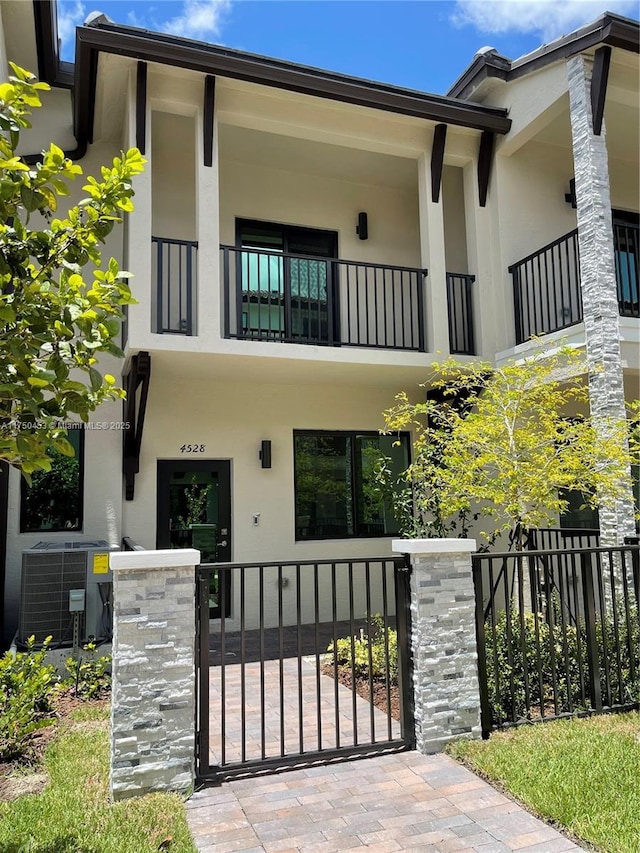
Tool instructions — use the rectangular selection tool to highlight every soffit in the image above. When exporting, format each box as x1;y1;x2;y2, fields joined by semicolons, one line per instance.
218;123;419;191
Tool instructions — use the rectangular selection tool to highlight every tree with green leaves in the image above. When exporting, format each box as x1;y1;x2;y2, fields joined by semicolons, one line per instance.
0;64;145;477
381;348;639;550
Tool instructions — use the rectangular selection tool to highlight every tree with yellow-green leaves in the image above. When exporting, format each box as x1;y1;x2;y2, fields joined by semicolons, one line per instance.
380;348;639;550
0;64;145;478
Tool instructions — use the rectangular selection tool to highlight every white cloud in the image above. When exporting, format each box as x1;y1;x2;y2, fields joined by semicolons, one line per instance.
162;0;231;40
56;0;86;49
452;0;639;43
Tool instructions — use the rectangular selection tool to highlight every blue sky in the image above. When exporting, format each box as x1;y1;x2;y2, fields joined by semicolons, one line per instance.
57;0;640;95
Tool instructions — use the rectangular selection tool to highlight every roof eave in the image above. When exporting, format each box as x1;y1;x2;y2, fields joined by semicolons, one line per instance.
448;12;639;100
72;22;511;145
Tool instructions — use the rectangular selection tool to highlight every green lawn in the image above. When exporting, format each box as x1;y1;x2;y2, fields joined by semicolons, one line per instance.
0;704;197;853
447;712;640;853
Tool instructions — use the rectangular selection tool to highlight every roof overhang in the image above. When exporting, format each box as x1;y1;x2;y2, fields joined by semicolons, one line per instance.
73;22;511;144
448;11;640;100
32;1;510;155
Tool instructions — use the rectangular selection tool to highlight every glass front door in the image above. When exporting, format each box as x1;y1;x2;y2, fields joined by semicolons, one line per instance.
157;460;231;617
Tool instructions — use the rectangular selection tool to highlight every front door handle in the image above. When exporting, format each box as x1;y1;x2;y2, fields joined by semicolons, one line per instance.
219;540;228;547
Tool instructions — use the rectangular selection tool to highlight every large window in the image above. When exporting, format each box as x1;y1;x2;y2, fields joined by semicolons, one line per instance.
559;466;640;532
294;430;409;540
559;489;599;530
20;429;84;533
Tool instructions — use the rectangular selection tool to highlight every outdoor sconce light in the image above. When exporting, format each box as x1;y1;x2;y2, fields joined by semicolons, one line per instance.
564;178;577;209
356;211;368;240
259;440;272;469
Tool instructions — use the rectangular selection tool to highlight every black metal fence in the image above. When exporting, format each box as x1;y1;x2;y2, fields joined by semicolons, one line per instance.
473;545;640;736
527;527;600;552
446;273;475;355
221;245;427;350
196;557;414;781
153;236;197;335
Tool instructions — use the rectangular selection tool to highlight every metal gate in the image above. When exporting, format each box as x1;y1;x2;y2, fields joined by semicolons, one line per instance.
196;557;414;781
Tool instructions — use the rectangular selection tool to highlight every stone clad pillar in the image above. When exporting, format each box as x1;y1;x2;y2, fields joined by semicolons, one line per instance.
109;548;200;800
567;54;636;546
393;538;482;753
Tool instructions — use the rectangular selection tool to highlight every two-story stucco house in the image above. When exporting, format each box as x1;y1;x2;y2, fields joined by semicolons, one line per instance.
1;2;638;644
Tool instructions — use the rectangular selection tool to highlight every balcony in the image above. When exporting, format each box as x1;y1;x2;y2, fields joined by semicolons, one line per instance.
510;217;639;345
152;238;476;356
153;236;198;336
220;245;427;351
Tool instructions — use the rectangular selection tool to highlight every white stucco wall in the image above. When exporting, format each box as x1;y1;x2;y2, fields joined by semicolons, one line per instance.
218;156;421;268
121;375;420;629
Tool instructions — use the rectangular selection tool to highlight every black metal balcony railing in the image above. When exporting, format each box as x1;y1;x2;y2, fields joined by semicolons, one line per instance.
446;273;475;355
614;219;640;320
510;219;639;344
510;229;582;345
153;236;198;335
221;245;427;351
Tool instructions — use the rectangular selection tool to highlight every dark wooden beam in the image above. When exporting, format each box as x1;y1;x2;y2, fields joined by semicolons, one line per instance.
477;130;495;208
430;124;447;203
123;352;151;501
591;45;611;136
203;75;216;167
136;62;148;154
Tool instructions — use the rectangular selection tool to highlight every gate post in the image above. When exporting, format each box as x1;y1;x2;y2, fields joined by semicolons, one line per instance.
393;538;481;753
109;548;201;800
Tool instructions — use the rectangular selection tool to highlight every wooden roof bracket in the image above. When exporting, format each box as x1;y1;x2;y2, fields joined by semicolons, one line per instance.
123;351;151;501
430;124;447;203
477;130;495;208
591;45;611;136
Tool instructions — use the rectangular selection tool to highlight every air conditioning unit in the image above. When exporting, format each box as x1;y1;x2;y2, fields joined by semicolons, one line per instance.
19;541;118;646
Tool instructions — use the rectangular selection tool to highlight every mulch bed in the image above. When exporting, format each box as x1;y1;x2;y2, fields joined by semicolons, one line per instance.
322;664;401;721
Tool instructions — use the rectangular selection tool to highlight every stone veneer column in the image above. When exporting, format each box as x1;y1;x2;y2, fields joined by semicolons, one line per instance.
567;54;636;546
109;548;200;800
393;538;481;753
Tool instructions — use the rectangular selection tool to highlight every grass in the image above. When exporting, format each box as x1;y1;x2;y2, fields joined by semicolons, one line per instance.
446;712;640;853
0;704;197;853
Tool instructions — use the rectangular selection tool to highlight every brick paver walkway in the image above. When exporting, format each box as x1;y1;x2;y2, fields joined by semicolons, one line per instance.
187;749;583;852
208;658;401;766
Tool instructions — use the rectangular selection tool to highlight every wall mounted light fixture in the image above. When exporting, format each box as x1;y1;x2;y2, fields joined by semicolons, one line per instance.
356;211;368;240
564;178;577;209
259;440;272;469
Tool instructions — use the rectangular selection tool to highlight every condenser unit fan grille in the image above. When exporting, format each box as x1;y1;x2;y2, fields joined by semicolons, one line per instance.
19;551;87;644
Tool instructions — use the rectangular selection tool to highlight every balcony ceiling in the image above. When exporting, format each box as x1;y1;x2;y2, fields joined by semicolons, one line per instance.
533;56;639;164
218;124;418;191
534;99;639;164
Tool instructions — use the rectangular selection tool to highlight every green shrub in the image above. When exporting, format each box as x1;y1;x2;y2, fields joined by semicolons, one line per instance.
65;642;111;700
327;614;398;681
484;595;640;725
0;636;57;761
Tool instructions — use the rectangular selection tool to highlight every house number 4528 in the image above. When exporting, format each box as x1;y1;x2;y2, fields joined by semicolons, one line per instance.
180;444;206;453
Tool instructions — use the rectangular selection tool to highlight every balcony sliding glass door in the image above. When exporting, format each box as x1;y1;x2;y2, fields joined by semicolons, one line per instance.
236;219;337;344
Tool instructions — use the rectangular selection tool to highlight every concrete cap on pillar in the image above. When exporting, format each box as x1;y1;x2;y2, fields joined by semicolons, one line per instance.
110;548;201;571
392;538;477;553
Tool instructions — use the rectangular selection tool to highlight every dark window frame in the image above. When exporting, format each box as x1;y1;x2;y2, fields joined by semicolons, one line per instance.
20;429;85;533
293;429;410;541
235;218;339;258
